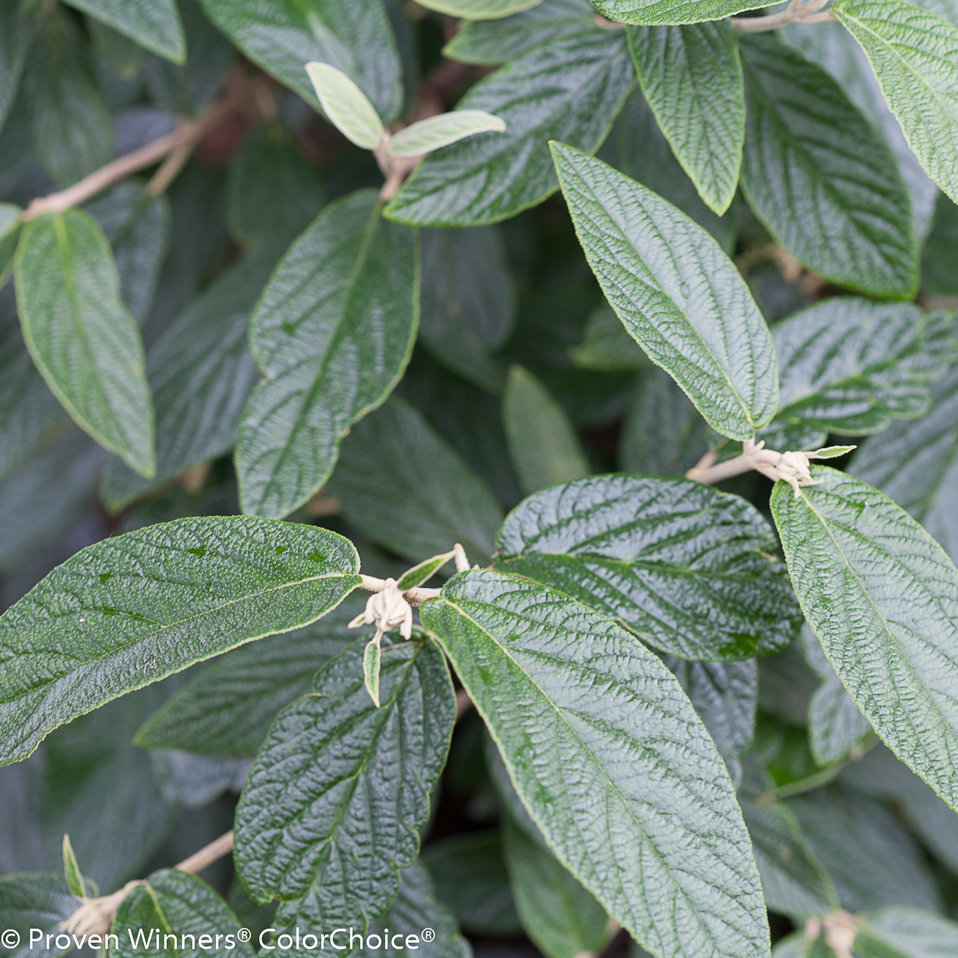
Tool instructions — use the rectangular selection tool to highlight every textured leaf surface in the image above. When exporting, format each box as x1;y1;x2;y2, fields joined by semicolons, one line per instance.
768;299;954;445
422;570;770;958
113;870;255;958
772;467;958;811
552;144;777;439
198;0;401;121
855;907;958;957
497;474;798;660
326;398;502;564
234;638;454;912
0;516;360;765
593;0;778;24
236;191;418;519
387;31;635;225
62;0;185;62
14;210;155;476
740;35;917;299
630;21;743;214
835;0;958;204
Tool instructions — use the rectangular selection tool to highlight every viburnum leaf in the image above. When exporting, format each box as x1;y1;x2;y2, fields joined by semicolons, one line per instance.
771;467;958;812
0;874;82;958
421;569;770;957
304;62;385;151
387;110;506;158
416;0;545;17
551;143;778;439
495;474;800;659
0;203;20;287
591;0;778;25
61;0;186;63
0;516;361;765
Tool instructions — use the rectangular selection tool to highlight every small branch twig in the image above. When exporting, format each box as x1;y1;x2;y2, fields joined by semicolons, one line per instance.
732;0;836;32
359;574;441;606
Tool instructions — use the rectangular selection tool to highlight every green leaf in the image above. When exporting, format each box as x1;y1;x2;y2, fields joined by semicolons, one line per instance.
14;210;155;477
326;398;503;564
834;0;958;205
388;110;506;157
422;570;770;958
363;635;383;707
503;366;590;494
396;552;457;590
851;363;958;564
496;474;800;659
740;35;918;300
766;299;953;446
387;31;635;226
236;190;419;519
0;203;20;288
0;4;28;137
305;61;385;150
629;21;744;214
112;870;256;958
0;516;361;765
855;907;958;958
60;835;84;899
61;0;185;62
771;466;958;812
503;814;612;958
198;0;402;122
570;305;648;371
0;874;81;958
134;606;360;757
592;0;778;25
552;143;777;440
100;240;283;512
444;0;599;65
234;638;454;913
418;0;545;17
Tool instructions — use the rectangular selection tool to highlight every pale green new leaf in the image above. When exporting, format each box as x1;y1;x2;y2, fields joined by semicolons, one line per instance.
14;210;155;477
740;35;918;299
0;516;361;765
630;21;744;214
234;638;454;912
593;0;777;25
551;143;778;439
387;110;506;157
305;61;385;150
61;0;186;62
236;190;419;519
496;474;800;659
113;870;256;958
834;0;958;204
387;31;635;225
772;467;958;811
61;835;84;899
417;0;545;17
422;570;770;958
198;0;402;121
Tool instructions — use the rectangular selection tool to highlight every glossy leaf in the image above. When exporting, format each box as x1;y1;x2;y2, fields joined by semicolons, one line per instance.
422;570;770;958
236;190;419;519
113;869;256;958
198;0;402;121
593;0;778;25
772;467;958;811
417;0;545;17
387;31;635;225
14;210;155;477
630;21;744;214
62;0;185;62
496;474;799;659
387;110;506;157
234;638;454;914
305;61;385;150
552;143;777;439
740;35;917;299
834;0;958;204
0;516;361;765
503;366;590;494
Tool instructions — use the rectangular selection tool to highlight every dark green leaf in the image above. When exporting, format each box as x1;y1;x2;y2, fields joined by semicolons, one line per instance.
0;4;29;137
772;467;958;812
387;31;635;226
236;190;419;519
630;21;743;214
234;638;454;915
552;143;776;439
198;0;402;122
496;475;800;659
593;0;778;25
326;398;503;564
740;35;918;300
62;0;185;62
0;203;20;288
570;305;648;371
422;570;770;958
0;516;360;765
0;874;80;958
